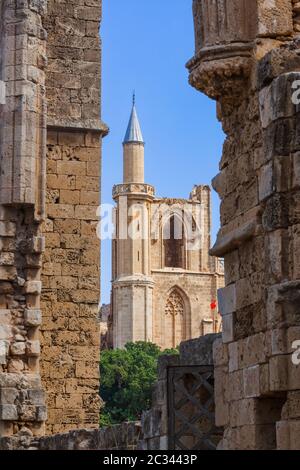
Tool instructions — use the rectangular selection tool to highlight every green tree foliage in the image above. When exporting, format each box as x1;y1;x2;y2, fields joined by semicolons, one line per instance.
99;342;179;426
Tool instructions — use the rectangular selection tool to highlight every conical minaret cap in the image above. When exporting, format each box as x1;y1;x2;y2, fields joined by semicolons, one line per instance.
123;94;144;144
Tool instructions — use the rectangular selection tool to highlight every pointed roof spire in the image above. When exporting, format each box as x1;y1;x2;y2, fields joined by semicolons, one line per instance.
123;93;144;144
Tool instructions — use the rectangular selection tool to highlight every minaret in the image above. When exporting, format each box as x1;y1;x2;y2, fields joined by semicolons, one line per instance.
111;96;155;349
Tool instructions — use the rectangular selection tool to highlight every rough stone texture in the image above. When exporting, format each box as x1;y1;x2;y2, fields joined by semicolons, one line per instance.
0;0;106;437
0;421;141;450
100;303;112;349
40;127;102;434
138;334;222;450
188;0;300;450
111;123;224;349
0;0;48;438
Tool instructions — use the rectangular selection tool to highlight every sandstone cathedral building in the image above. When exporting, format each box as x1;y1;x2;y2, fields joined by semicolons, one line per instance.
110;99;224;349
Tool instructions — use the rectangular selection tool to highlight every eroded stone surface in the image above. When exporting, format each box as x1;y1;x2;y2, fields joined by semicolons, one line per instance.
188;0;300;451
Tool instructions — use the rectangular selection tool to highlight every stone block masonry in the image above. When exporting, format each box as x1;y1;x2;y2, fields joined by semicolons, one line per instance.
138;335;223;450
40;0;107;435
0;0;107;437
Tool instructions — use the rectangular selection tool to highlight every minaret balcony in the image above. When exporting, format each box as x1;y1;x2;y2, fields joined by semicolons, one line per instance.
113;183;155;200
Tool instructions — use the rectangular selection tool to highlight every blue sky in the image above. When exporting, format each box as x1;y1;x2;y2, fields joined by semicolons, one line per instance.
101;0;224;304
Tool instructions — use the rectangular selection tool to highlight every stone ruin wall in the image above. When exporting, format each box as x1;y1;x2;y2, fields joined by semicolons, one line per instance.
0;0;106;438
3;0;300;451
188;0;300;450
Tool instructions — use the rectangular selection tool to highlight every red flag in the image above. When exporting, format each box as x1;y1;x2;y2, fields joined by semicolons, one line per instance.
210;300;217;310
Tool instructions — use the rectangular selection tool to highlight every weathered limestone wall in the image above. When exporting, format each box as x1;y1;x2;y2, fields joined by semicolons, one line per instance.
40;0;106;434
123;142;145;184
0;0;48;437
188;0;300;450
112;180;224;349
0;0;47;211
